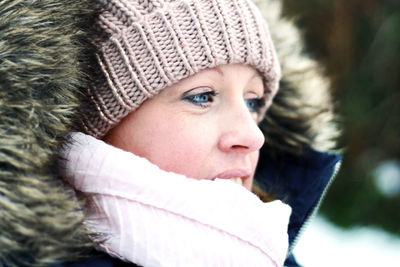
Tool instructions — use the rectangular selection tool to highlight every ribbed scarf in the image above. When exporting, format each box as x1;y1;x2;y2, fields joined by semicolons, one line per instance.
61;132;291;267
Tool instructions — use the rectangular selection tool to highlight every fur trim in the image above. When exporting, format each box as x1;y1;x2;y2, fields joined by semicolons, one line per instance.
254;0;340;155
0;0;96;265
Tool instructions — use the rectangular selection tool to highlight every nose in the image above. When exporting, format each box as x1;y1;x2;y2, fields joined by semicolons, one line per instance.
217;106;265;154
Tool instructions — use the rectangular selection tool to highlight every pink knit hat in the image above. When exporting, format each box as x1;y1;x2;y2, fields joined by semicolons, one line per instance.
83;0;281;138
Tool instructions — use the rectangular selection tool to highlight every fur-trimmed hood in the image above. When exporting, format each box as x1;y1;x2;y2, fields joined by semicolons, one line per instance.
0;1;96;265
256;0;339;155
0;0;339;266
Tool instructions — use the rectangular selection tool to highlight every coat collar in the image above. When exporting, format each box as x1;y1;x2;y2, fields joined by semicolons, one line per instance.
255;146;342;249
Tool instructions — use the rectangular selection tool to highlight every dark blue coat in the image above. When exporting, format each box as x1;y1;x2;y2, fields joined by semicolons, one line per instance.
256;147;341;266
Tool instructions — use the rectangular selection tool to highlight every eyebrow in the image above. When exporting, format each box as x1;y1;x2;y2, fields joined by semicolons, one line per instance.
250;71;262;82
210;66;261;81
210;66;224;77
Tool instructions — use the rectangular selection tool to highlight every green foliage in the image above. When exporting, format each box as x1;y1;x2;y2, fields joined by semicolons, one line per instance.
282;0;400;235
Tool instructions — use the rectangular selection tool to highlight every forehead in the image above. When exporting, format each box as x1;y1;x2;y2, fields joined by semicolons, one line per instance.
195;64;262;79
172;64;264;87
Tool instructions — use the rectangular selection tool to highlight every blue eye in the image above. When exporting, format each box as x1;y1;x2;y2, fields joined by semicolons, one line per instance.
191;93;213;104
245;98;265;113
183;90;216;107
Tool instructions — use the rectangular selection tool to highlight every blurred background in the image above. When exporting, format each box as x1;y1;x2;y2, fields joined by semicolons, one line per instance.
279;0;400;265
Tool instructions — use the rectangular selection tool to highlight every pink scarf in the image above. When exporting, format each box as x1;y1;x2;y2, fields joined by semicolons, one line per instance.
61;132;291;267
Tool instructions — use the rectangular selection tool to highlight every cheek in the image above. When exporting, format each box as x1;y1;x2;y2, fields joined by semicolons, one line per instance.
250;150;260;169
244;150;260;190
132;115;213;179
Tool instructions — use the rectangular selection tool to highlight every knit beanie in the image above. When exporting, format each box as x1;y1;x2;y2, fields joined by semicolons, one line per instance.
83;0;281;138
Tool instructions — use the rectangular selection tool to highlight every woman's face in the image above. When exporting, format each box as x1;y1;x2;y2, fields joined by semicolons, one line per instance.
104;64;268;190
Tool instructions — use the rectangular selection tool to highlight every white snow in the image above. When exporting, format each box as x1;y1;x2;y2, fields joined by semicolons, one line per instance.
293;216;400;267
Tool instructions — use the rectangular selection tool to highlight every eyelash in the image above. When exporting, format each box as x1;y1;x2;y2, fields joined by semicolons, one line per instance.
182;89;266;114
182;89;217;108
245;98;266;114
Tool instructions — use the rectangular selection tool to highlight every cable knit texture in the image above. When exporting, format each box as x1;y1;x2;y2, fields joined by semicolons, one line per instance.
84;0;281;137
61;132;291;266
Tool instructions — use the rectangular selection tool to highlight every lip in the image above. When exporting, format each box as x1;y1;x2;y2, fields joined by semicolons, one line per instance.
213;168;252;180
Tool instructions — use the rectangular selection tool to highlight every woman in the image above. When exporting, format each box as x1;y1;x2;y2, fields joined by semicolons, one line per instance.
0;0;341;266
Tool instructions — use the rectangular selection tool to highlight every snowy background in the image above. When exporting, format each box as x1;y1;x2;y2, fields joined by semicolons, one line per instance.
293;215;400;267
